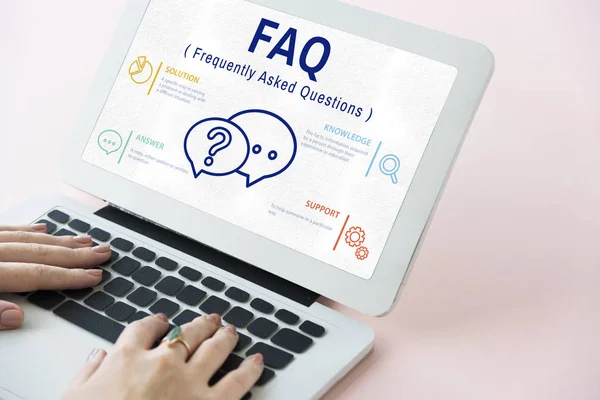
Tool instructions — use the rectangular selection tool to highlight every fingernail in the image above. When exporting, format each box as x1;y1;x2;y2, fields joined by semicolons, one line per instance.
93;244;111;253
87;348;99;361
73;235;92;244
155;313;168;322
0;309;23;329
31;223;47;232
208;314;221;324
249;353;263;365
224;324;237;335
86;269;103;277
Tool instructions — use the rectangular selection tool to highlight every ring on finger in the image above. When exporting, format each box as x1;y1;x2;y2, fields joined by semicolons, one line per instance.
161;326;191;358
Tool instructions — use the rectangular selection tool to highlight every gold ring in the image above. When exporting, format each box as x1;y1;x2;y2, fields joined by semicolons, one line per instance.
161;326;191;357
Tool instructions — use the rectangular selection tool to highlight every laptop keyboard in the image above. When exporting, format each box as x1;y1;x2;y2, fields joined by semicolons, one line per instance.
26;208;327;399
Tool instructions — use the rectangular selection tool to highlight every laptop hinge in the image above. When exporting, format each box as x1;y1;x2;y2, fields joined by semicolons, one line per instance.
95;204;320;307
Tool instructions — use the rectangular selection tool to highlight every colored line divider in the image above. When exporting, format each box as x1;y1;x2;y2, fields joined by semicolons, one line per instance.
333;214;350;251
147;62;163;96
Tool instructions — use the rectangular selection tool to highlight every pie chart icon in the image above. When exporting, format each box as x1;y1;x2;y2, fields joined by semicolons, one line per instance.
129;56;153;84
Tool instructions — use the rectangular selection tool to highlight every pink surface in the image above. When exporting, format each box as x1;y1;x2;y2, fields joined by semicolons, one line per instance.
1;1;599;399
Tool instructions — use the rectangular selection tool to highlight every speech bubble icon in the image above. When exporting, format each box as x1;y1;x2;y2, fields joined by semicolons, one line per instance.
97;130;123;155
230;109;297;187
184;117;250;178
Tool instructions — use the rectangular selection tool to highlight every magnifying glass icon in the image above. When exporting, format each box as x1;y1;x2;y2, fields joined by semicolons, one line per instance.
379;154;400;184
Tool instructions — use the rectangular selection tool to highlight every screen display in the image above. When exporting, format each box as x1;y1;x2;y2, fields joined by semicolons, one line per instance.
82;0;457;279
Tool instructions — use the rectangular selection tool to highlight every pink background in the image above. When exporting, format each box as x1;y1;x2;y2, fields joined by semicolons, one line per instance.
1;1;599;399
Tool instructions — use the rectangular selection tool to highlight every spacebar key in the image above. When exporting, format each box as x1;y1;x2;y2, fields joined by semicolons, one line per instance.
54;300;125;343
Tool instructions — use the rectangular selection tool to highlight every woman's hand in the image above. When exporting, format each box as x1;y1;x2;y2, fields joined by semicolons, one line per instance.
63;313;264;400
0;224;111;330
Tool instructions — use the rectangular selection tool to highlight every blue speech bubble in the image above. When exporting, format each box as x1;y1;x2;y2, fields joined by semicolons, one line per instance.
184;118;250;178
229;109;297;187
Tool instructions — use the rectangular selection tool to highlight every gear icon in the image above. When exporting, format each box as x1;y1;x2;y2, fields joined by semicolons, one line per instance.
355;246;369;260
345;226;366;247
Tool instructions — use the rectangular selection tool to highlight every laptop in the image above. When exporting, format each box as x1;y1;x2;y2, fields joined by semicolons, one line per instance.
0;0;493;398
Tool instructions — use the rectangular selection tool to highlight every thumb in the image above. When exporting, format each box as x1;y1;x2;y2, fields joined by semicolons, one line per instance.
0;300;24;330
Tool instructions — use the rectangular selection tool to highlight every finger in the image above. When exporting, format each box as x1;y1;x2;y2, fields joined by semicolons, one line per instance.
0;263;103;292
0;231;93;249
69;348;107;386
190;323;239;381
158;314;222;361
0;224;47;233
0;243;111;267
0;300;24;330
117;313;170;349
211;354;264;399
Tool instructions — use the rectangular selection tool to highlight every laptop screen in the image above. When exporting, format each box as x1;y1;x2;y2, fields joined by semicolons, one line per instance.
82;0;457;279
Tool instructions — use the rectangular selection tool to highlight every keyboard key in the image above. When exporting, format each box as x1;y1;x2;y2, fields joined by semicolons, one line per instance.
299;320;325;338
256;367;275;386
172;310;201;325
48;209;69;223
199;296;230;315
155;256;178;271
99;270;112;285
68;219;90;233
132;266;161;286
127;287;157;307
54;300;124;343
201;276;225;291
132;247;155;262
271;328;313;353
235;333;252;352
225;287;250;303
178;266;202;281
246;343;293;369
111;237;134;252
84;292;115;311
215;351;274;386
28;291;65;310
112;256;140;276
128;311;150;324
155;276;184;296
36;219;57;234
89;227;111;242
275;309;299;325
176;286;206;306
55;228;76;237
101;250;120;267
149;298;180;318
224;307;254;328
104;277;134;297
247;318;278;339
63;287;93;300
250;298;274;314
105;302;136;322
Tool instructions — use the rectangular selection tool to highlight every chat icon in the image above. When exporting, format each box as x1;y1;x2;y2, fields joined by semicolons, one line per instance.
98;130;123;155
184;117;250;178
229;109;297;187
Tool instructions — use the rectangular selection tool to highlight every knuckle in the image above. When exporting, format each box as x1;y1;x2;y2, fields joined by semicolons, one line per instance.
31;264;46;279
30;243;48;257
154;352;175;372
16;231;28;243
205;337;229;354
117;343;137;358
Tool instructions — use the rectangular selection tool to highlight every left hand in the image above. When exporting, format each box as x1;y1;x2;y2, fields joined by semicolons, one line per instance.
0;224;111;330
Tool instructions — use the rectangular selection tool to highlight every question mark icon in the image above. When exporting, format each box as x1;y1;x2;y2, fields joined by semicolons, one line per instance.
204;127;233;167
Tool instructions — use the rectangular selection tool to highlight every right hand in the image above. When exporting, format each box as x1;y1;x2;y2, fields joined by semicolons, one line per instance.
63;313;264;400
0;223;111;330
